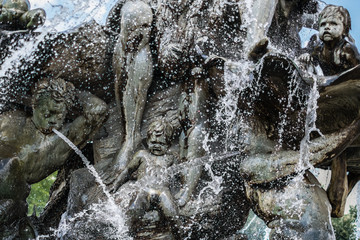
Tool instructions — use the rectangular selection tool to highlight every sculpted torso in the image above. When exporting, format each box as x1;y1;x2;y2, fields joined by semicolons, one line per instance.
0;110;73;183
133;150;175;185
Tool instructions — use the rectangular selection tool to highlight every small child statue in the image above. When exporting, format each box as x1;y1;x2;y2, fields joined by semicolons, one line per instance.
298;5;360;84
112;119;179;219
298;4;360;218
0;0;45;30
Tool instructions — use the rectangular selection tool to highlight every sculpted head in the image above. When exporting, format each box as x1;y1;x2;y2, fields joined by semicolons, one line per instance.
31;78;75;134
120;1;153;50
319;5;351;43
147;119;173;156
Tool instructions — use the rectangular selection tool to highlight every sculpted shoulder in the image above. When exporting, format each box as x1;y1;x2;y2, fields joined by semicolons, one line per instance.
0;110;29;140
0;111;34;158
133;149;151;160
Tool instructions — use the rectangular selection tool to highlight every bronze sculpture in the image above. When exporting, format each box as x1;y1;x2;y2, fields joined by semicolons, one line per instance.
0;0;45;30
1;0;360;239
0;78;107;238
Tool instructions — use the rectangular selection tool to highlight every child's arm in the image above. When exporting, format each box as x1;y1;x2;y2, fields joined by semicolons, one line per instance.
317;42;360;87
111;151;143;192
342;42;360;68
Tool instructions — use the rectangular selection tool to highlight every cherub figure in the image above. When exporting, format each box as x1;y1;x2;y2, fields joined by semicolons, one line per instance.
0;0;46;30
298;5;360;82
298;5;360;218
100;1;154;183
112;119;179;219
0;78;107;238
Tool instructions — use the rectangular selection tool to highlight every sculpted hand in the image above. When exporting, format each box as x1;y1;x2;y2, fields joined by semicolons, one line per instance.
175;187;190;207
96;147;132;186
297;53;312;64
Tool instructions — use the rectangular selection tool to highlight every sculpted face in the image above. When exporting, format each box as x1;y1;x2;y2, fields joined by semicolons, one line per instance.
319;14;344;43
32;97;67;134
147;130;169;156
120;2;153;50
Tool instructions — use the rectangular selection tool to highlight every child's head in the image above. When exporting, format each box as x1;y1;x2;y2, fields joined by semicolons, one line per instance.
319;5;351;42
32;78;75;134
147;119;173;156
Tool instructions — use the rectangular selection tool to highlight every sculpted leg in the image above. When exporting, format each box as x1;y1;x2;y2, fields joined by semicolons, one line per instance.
158;189;178;218
100;1;153;183
177;68;208;206
327;155;348;217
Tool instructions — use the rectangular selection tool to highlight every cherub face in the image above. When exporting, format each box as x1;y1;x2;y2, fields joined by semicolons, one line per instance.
147;131;169;156
32;97;67;134
319;14;344;43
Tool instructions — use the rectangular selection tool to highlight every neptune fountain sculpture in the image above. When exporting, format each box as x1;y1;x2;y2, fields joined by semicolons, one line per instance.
0;0;360;239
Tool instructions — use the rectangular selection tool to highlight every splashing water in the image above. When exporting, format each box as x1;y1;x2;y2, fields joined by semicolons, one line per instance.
0;0;121;110
52;129;130;239
298;75;322;172
215;60;254;150
357;182;360;239
275;69;303;151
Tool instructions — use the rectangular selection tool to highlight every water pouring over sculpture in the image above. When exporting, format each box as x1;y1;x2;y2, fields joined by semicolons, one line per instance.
1;0;360;239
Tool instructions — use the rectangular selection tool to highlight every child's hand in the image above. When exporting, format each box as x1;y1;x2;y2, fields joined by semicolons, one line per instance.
298;53;313;63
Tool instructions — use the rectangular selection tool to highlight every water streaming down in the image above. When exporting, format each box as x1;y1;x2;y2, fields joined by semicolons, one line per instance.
52;129;130;239
0;0;120;110
215;60;254;151
1;0;359;238
297;75;321;172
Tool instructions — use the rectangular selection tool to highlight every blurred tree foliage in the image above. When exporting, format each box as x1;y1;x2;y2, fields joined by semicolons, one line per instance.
332;206;357;240
27;171;58;216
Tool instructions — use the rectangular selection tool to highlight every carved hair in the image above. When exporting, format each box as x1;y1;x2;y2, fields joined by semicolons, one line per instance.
32;78;75;109
319;5;351;36
147;119;173;144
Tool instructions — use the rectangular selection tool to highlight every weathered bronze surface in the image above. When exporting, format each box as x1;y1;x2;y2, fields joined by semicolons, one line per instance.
1;1;360;239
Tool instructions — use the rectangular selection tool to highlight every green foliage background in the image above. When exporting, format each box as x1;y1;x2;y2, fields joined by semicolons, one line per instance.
332;206;358;240
27;171;57;216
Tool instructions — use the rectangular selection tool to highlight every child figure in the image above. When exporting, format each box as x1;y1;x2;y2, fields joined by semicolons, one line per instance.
298;5;360;82
113;119;179;219
0;0;45;30
298;5;360;218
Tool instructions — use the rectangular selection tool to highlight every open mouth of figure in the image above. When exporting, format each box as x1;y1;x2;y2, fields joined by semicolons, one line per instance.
42;126;56;134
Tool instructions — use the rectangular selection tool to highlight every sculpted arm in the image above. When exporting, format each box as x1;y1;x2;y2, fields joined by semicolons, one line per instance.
343;43;360;68
67;90;108;147
240;118;360;184
24;91;107;184
0;111;26;158
112;152;143;192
